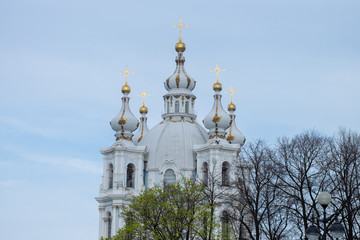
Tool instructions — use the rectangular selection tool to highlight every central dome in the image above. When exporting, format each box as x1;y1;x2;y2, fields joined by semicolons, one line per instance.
138;120;207;171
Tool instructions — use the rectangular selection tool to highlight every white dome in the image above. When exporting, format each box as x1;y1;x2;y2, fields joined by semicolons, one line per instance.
110;95;139;141
203;94;231;138
139;119;208;170
164;54;196;92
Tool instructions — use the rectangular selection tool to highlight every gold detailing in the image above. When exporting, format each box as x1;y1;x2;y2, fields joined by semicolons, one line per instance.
170;96;173;106
166;77;170;88
173;18;189;42
228;103;236;112
185;96;190;99
175;41;186;53
122;85;131;94
174;95;180;98
136;121;140;128
137;117;145;142
137;89;150;114
227;116;235;142
176;73;180;87
225;85;238;105
210;63;225;84
212;95;222;123
213;82;222;92
209;134;226;139
227;134;235;141
118;101;128;126
119;66;133;86
118;117;127;125
160;117;195;124
116;136;132;141
181;96;184;106
186;75;191;88
118;98;127;126
140;106;148;114
212;115;222;123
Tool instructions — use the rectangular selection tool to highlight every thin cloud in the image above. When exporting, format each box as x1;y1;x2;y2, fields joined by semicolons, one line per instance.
24;154;102;175
0;180;27;187
0;116;55;138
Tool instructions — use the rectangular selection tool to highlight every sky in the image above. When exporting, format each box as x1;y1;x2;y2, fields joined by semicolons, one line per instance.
0;0;359;239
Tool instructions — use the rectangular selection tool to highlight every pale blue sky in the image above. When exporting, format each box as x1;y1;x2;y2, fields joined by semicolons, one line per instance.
0;1;359;240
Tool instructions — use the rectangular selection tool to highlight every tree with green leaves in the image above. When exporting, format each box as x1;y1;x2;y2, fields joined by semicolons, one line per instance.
110;178;217;240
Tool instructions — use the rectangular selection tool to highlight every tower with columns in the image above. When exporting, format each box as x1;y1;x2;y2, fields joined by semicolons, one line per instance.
96;19;246;239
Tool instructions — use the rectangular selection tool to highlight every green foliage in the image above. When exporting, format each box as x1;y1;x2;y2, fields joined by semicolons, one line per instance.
111;178;218;240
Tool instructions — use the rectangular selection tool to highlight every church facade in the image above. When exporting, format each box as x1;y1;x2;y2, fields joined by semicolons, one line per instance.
95;23;246;239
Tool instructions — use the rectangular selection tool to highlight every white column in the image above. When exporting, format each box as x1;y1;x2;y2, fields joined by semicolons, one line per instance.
115;151;121;189
138;155;144;191
98;207;105;239
112;206;116;237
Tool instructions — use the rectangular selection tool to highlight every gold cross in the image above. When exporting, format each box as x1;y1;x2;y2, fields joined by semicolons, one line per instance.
210;63;226;83
137;89;151;106
225;85;239;104
119;66;134;85
173;18;189;42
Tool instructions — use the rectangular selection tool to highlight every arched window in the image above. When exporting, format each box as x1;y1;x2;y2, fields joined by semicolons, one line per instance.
202;162;208;186
221;211;230;240
108;164;113;189
167;101;170;113
126;164;135;188
107;212;112;238
164;169;176;187
175;101;179;113
185;101;189;113
222;162;230;186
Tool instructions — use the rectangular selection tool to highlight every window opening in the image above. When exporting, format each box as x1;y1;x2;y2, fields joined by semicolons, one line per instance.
222;162;230;186
185;101;189;113
202;162;208;186
127;164;135;188
108;164;113;189
164;169;176;187
175;101;179;113
107;212;112;238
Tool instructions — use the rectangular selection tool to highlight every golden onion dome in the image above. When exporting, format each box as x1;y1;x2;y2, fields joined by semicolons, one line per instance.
228;102;236;112
121;85;131;94
175;41;186;53
140;105;148;114
213;82;222;92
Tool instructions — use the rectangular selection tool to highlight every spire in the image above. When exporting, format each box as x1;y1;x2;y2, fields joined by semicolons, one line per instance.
225;85;238;112
162;18;197;121
133;89;150;144
165;18;195;92
110;66;139;142
225;87;246;145
203;63;231;139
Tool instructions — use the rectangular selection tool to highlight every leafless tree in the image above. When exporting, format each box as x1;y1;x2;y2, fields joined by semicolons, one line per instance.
327;128;360;239
229;140;291;240
273;130;330;239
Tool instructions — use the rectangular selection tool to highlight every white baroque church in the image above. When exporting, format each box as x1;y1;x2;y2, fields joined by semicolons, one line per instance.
96;23;246;239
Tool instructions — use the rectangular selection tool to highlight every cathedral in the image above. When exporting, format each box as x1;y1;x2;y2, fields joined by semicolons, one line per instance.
95;19;246;239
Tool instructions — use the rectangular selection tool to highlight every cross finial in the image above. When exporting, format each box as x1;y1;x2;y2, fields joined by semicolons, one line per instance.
119;66;134;85
225;85;239;104
210;63;226;83
173;18;189;42
137;89;151;107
